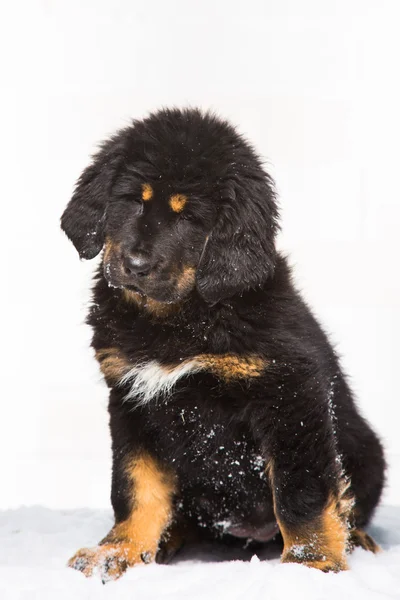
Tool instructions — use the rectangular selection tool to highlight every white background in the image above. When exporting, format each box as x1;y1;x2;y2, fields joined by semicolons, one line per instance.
1;0;399;510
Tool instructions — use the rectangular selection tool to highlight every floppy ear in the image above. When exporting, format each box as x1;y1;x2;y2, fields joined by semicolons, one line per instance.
60;138;124;259
196;175;279;304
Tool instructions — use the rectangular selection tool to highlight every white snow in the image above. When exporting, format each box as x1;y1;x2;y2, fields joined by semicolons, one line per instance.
1;505;400;600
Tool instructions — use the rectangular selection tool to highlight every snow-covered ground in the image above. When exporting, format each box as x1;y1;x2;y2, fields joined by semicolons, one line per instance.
2;504;400;600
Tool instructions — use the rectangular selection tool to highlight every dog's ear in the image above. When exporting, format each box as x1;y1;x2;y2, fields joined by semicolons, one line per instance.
60;137;124;259
196;175;279;304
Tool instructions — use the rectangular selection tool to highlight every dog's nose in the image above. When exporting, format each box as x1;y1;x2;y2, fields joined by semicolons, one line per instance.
123;254;152;277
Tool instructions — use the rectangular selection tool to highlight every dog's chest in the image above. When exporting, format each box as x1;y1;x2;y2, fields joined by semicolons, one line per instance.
117;354;267;406
119;359;203;405
148;400;267;484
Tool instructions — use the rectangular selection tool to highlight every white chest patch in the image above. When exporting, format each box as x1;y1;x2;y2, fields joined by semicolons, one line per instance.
119;359;204;405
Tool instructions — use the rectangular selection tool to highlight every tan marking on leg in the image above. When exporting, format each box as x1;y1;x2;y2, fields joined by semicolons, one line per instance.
336;477;355;523
102;454;176;554
278;494;349;572
156;520;190;564
142;183;153;201
264;458;273;481
95;348;131;384
68;454;176;581
169;194;187;213
268;461;352;572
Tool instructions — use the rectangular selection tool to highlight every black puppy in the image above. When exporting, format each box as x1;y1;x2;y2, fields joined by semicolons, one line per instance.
61;108;385;581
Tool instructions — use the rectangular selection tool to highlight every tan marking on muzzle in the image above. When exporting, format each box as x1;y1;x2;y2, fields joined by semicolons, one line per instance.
121;264;196;317
103;237;120;263
122;289;181;318
176;266;196;295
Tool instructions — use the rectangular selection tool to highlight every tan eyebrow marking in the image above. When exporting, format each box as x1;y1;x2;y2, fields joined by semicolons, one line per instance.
142;183;153;201
169;194;187;213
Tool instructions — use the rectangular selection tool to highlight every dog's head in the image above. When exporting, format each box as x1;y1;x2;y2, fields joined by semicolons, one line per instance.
61;108;279;305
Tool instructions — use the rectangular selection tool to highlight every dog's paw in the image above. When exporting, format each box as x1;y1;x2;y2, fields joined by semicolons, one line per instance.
68;544;153;583
349;529;381;554
281;548;348;573
301;558;347;573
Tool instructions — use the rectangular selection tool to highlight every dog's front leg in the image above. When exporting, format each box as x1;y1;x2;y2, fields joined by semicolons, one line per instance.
251;380;353;572
68;450;176;582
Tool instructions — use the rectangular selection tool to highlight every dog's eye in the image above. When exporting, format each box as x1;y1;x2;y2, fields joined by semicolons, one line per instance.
121;196;143;215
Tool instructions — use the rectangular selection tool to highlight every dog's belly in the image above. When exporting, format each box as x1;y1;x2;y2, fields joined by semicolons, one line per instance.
186;482;278;542
225;521;279;542
156;400;277;541
179;461;277;542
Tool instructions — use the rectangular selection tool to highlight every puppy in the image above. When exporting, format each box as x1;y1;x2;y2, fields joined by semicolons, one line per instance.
61;108;385;581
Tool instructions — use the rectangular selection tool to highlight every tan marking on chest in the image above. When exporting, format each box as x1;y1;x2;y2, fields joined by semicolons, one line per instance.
96;348;131;383
120;354;267;403
97;350;267;402
194;354;267;380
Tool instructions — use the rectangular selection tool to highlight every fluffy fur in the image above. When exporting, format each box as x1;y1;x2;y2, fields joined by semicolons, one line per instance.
61;108;385;582
120;360;203;405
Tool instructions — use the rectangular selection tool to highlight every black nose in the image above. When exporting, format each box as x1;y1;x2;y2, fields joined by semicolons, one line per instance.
123;254;152;277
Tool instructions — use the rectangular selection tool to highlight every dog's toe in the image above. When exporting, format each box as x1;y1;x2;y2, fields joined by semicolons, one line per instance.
68;548;98;577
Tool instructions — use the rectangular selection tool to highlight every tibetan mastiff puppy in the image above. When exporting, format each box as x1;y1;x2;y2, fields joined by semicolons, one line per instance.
61;108;385;582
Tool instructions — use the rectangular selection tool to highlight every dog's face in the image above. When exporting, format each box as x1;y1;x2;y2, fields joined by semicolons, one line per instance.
61;108;279;304
103;179;213;303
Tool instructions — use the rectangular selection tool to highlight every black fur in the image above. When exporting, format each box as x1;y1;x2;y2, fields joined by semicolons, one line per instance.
61;108;385;570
